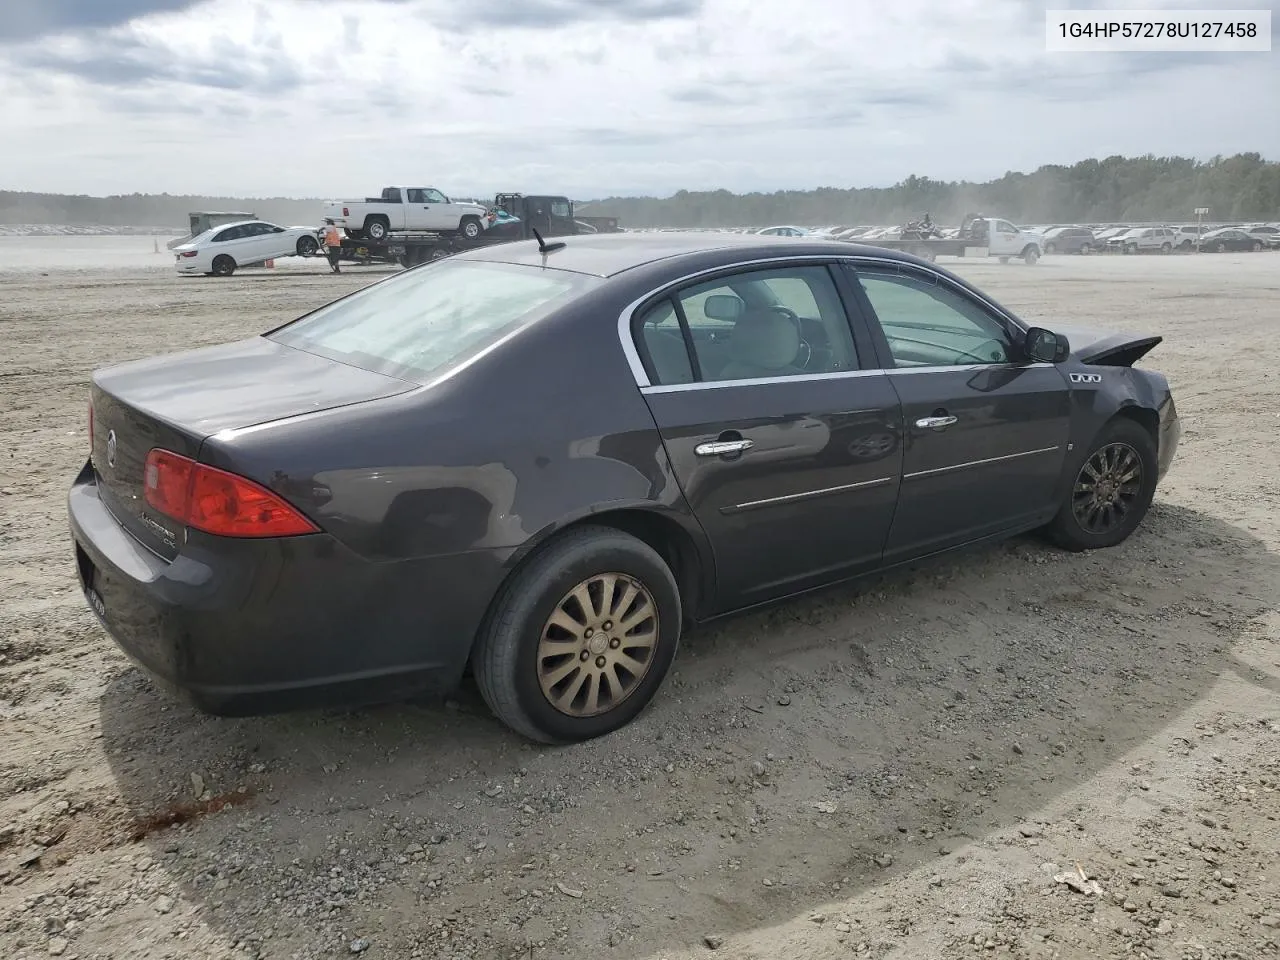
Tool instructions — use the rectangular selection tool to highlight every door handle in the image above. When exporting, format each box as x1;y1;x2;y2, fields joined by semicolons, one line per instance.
915;415;957;429
695;439;754;457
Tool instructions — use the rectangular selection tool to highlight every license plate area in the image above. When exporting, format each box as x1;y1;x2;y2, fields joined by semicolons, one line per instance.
76;544;106;619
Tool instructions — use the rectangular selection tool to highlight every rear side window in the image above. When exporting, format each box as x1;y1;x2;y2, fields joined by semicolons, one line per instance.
269;260;600;383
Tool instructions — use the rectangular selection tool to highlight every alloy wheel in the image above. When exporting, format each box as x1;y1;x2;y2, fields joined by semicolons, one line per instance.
1072;442;1143;535
536;573;659;717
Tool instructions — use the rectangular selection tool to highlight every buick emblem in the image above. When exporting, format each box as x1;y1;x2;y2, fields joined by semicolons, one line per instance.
106;430;117;469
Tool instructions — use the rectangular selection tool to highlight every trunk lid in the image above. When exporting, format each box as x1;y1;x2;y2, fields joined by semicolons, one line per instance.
89;336;416;558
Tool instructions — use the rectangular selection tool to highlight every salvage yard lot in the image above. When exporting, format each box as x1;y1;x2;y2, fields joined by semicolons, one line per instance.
1;254;1278;960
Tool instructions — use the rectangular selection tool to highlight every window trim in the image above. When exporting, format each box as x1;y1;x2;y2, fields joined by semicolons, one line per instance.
617;254;1031;390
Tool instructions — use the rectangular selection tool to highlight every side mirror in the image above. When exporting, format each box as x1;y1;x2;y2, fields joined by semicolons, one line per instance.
703;294;745;322
1024;327;1069;363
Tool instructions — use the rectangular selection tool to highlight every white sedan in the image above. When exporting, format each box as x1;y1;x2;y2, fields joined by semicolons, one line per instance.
755;225;811;237
173;220;321;276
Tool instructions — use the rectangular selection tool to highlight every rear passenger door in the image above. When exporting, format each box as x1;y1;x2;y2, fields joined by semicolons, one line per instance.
844;261;1071;563
632;261;904;611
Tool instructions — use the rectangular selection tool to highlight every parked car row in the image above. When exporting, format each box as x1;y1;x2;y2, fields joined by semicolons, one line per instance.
748;221;1279;256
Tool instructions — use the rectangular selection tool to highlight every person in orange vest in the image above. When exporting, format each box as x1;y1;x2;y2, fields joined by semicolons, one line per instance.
322;219;343;274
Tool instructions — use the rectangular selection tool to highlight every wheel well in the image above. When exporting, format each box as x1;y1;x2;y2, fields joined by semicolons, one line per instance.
1112;404;1158;441
563;509;706;623
1021;244;1039;256
366;213;390;225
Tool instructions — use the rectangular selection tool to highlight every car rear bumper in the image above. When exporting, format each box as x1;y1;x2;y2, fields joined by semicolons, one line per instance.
67;460;509;716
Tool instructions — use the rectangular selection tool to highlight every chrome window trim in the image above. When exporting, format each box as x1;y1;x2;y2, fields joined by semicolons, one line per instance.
903;445;1061;480
721;476;896;515
640;368;886;395
617;253;1029;388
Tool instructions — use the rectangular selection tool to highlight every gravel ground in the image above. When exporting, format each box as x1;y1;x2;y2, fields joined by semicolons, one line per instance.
1;252;1278;960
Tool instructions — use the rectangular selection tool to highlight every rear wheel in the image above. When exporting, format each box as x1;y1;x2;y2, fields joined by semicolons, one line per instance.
1217;242;1227;253
1160;242;1171;254
211;255;236;277
472;526;682;743
296;235;318;256
1045;418;1157;552
1044;243;1057;254
364;217;390;242
1252;241;1264;251
1079;243;1092;255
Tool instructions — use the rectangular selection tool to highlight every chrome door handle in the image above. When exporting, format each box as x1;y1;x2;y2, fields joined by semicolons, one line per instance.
915;415;957;429
695;439;754;456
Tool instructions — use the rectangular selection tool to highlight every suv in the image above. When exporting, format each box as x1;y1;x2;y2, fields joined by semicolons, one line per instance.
1042;226;1096;255
1106;227;1176;255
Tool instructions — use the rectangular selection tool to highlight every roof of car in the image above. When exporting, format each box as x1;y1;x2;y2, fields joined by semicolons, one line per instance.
453;231;909;278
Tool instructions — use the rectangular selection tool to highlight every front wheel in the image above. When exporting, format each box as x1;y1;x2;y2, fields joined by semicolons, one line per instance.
1045;418;1158;552
1160;242;1171;254
471;526;682;743
1079;243;1092;255
296;235;318;257
460;217;483;240
1252;241;1263;251
1023;246;1039;265
1044;243;1056;255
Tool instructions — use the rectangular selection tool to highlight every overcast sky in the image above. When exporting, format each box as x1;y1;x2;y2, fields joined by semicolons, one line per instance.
1;0;1276;199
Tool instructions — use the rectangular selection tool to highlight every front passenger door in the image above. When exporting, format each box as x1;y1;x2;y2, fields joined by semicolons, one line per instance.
846;262;1070;563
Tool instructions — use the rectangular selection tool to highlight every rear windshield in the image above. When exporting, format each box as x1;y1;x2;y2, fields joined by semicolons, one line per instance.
267;259;600;382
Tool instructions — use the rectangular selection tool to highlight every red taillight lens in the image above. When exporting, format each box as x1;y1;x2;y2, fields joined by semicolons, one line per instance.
143;449;319;538
180;250;198;258
342;206;349;217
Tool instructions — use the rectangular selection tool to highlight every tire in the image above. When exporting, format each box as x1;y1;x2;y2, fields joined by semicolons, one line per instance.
460;217;483;240
1079;243;1092;255
1179;240;1192;251
211;255;236;277
296;235;318;257
1252;241;1263;252
364;217;389;242
1044;243;1056;255
1217;242;1226;253
1045;418;1158;552
1160;242;1171;254
1023;246;1039;265
471;525;683;744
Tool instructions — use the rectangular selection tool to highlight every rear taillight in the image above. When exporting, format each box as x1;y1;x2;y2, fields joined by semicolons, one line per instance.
179;250;198;258
143;449;319;538
342;206;349;217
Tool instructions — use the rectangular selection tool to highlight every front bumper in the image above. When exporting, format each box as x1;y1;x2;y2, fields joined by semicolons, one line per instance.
67;461;508;716
1157;394;1180;482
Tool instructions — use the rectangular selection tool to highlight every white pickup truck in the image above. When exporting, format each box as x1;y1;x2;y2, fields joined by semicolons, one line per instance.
323;187;489;242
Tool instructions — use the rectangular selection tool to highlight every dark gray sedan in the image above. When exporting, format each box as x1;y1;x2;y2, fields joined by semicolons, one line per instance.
69;233;1181;743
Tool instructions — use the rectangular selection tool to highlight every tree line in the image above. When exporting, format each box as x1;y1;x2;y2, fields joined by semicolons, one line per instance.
579;153;1280;227
1;153;1276;230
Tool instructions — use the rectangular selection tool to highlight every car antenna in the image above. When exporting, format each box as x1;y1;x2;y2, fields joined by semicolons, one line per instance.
531;227;566;255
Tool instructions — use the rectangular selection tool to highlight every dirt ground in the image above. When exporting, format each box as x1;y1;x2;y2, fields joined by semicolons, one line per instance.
1;251;1278;960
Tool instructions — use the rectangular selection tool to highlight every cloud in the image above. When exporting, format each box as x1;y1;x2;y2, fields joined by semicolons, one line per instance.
0;0;1275;202
14;30;305;93
0;0;206;42
421;0;704;32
